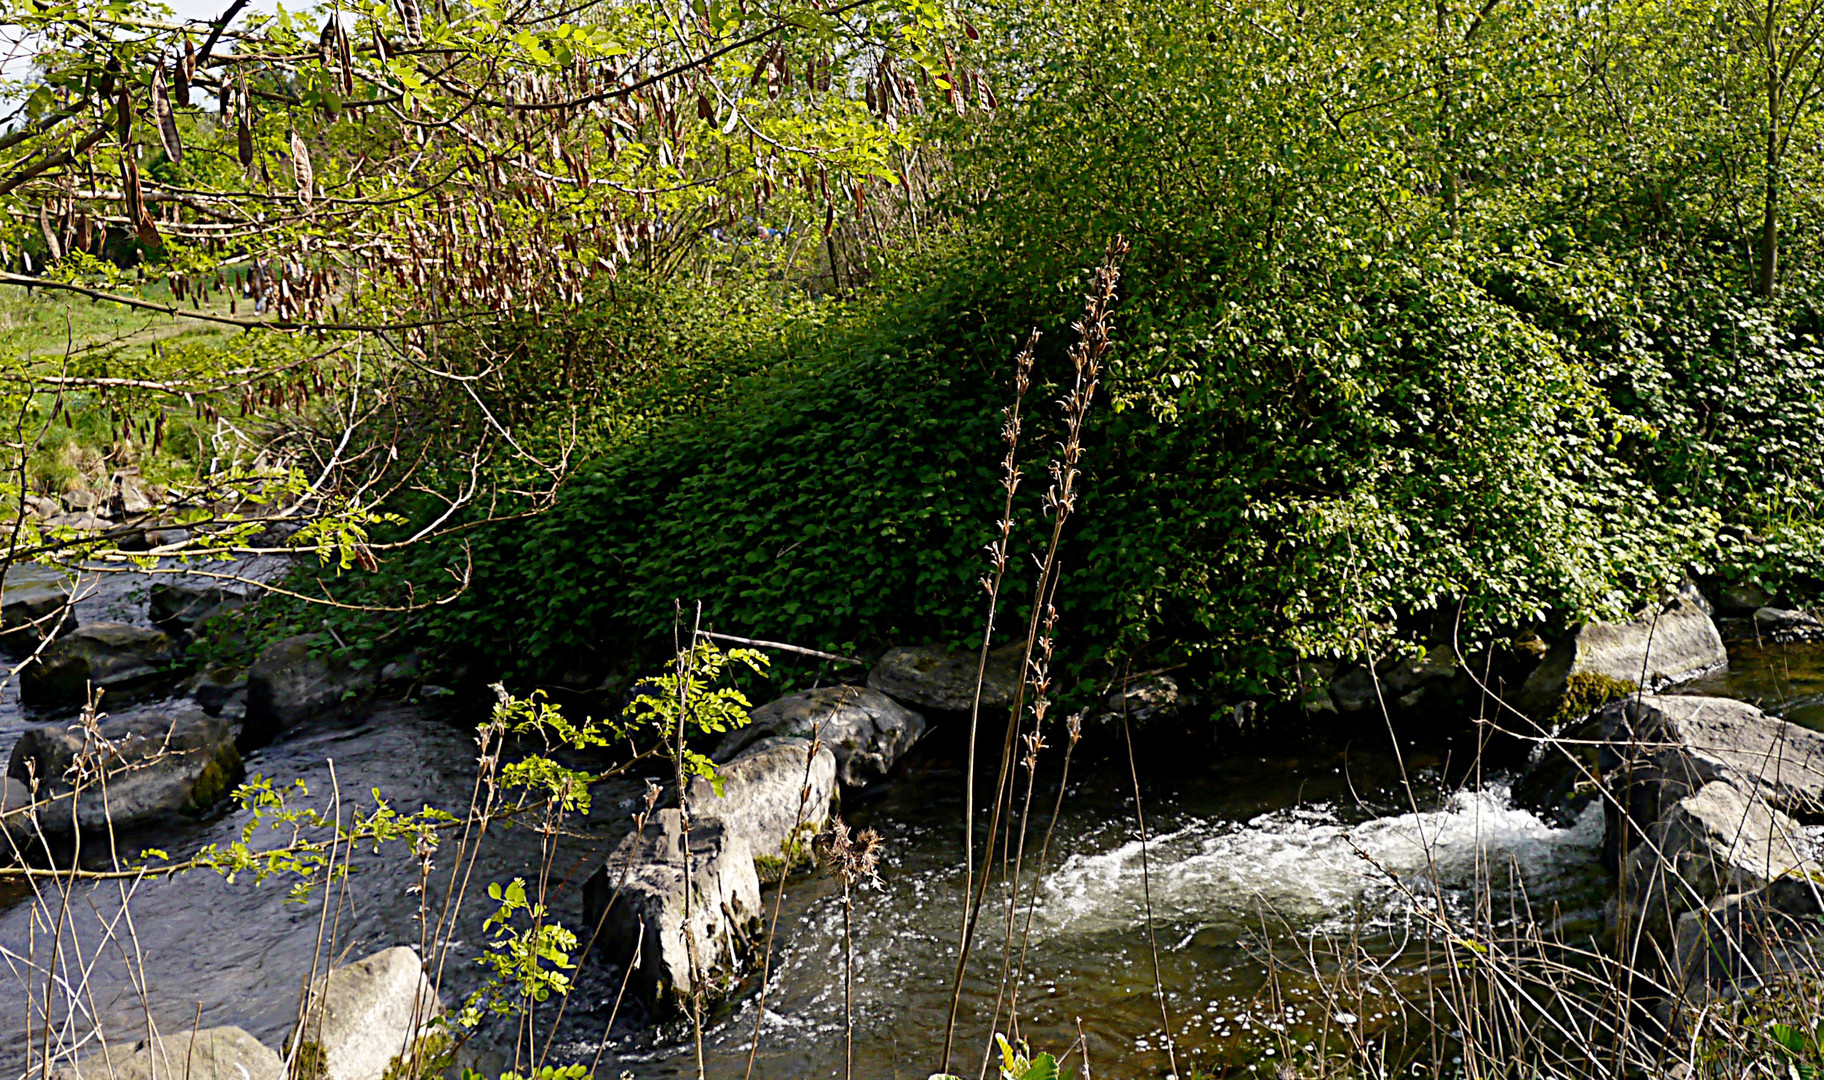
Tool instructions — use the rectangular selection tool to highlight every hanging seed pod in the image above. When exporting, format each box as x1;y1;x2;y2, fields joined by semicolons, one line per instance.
337;20;355;95
150;64;182;163
396;0;422;45
236;81;254;168
371;20;390;63
116;79;133;145
291;130;315;206
178;37;194;106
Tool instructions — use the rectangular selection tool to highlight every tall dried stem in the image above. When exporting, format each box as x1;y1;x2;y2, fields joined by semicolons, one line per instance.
940;235;1128;1076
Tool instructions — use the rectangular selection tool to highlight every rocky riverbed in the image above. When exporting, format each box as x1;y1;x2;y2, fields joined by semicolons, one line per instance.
2;567;1823;1079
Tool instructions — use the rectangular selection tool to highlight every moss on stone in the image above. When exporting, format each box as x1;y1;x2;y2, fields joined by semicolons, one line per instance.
189;743;244;810
290;1040;327;1080
380;1032;456;1080
1552;671;1639;726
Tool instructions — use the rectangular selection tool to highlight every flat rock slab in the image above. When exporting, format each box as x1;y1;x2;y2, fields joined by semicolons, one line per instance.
20;622;174;707
582;810;762;1011
290;946;443;1080
719;685;923;789
1;563;78;658
7;703;241;835
867;643;1022;713
59;1025;283;1080
1520;582;1726;719
1603;694;1824;819
1616;780;1818;943
692;736;836;873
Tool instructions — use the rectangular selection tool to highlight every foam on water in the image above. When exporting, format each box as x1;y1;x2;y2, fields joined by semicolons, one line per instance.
1033;784;1604;936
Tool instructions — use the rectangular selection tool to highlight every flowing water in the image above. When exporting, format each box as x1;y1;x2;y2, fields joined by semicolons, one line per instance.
4;614;1823;1080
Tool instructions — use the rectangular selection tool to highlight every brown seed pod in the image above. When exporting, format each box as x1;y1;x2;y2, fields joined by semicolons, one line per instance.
236;80;254;167
116;80;133;145
396;0;422;45
291;130;314;205
150;64;182;163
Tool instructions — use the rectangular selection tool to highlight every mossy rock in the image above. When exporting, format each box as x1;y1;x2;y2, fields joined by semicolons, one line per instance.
1551;671;1638;727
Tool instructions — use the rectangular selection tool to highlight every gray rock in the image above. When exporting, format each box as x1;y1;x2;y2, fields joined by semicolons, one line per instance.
719;686;924;789
1;563;78;658
378;651;425;686
1673;876;1824;999
244;635;375;744
42;512;110;532
58;1025;284;1080
1753;607;1824;643
149;581;245;632
867;643;1022;713
1519;582;1726;720
581;810;763;1012
692;736;836;872
1103;674;1184;722
6;703;242;835
23;494;59;519
290;946;443;1080
1;775;31;855
1328;665;1378;713
1614;780;1817;945
1719;580;1778;613
1602;695;1824;824
143;527;191;549
20;623;175;707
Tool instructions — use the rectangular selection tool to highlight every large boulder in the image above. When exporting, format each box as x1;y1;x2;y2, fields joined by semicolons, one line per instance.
244;635;375;744
20;623;176;708
718;685;924;789
290;947;444;1080
693;736;837;876
7;704;242;835
867;642;1022;713
1613;780;1817;945
1518;583;1726;720
581;810;763;1011
58;1025;284;1080
0;563;78;658
1600;695;1824;848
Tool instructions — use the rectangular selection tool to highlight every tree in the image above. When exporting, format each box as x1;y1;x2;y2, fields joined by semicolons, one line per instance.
0;0;976;633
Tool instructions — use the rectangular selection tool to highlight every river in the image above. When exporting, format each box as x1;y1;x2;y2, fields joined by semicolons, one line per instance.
2;585;1819;1080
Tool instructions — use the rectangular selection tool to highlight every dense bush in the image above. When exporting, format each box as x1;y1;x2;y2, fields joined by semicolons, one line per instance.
370;0;1824;700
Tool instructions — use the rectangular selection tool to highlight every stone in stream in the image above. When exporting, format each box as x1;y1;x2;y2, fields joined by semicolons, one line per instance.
718;685;924;789
1753;606;1824;643
1518;582;1726;720
6;703;242;835
0;563;78;658
243;634;376;744
866;642;1022;713
19;622;177;707
1612;780;1818;946
581;810;763;1011
1;775;32;856
289;946;445;1080
1600;695;1824;845
57;1025;284;1080
1672;875;1824;1000
148;579;248;633
1099;674;1185;723
692;736;837;876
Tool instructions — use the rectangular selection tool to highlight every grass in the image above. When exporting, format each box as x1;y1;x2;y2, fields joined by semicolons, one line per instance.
0;281;238;361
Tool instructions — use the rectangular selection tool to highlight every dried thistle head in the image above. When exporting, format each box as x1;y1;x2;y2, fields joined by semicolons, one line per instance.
817;817;884;888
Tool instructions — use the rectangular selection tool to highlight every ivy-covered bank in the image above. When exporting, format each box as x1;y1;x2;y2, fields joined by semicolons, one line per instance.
344;0;1824;704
